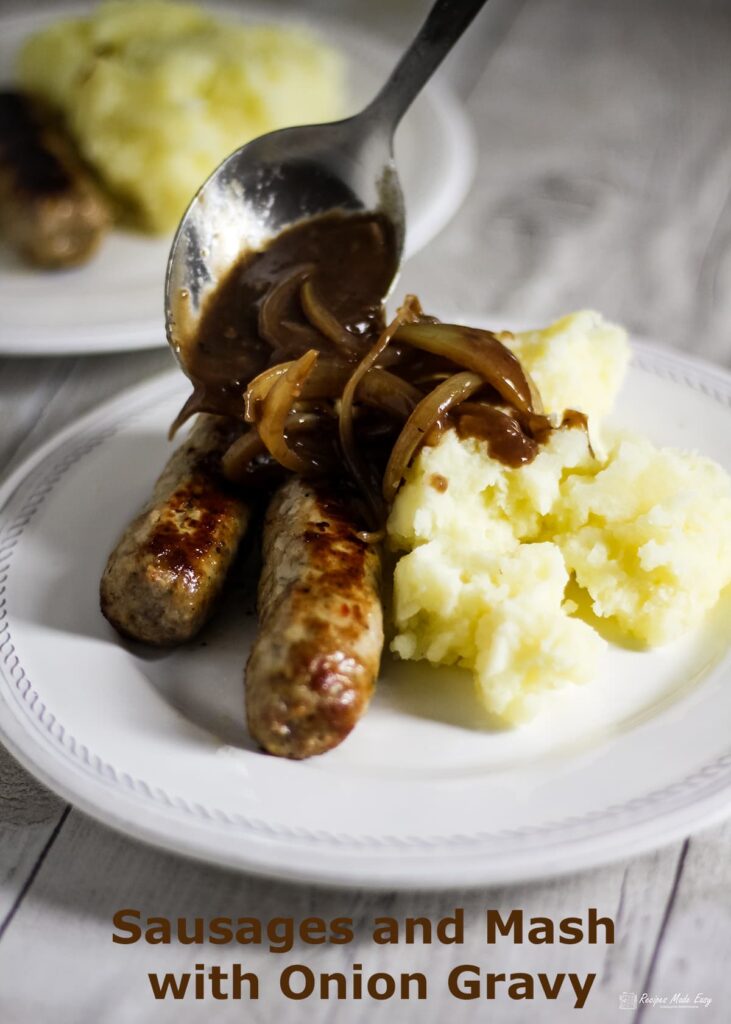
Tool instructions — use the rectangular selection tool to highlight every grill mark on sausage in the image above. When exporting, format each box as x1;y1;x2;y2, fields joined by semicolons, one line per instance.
143;475;246;581
100;415;251;646
245;477;383;758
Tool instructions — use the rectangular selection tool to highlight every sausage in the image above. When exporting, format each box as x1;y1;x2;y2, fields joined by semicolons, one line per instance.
246;476;383;758
100;415;251;646
0;90;110;268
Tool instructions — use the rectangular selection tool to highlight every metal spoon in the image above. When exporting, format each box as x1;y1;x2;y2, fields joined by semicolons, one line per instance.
165;0;489;365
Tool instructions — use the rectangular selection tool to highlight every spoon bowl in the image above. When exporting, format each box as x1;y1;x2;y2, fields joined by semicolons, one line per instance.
165;113;403;367
165;0;489;372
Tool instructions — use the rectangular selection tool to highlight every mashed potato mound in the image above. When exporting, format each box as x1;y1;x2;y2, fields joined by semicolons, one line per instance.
389;427;605;723
500;310;629;427
19;1;345;231
388;427;595;554
387;311;731;723
392;540;605;723
556;435;731;646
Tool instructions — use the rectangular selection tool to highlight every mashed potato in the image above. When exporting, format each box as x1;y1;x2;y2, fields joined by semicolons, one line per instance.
389;427;606;723
388;427;595;554
556;435;731;646
500;310;630;426
392;539;605;723
387;311;731;722
19;1;345;231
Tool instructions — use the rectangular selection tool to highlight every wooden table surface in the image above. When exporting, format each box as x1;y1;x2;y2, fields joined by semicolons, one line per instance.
1;1;730;1020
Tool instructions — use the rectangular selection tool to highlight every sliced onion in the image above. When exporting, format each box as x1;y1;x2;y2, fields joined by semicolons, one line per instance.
179;275;558;511
338;298;421;430
383;371;485;503
221;430;266;482
338;295;423;519
299;360;420;416
411;370;452;389
300;279;362;357
525;371;544;415
356;371;421;419
258;265;322;354
257;350;320;473
494;329;547;410
222;412;335;483
394;322;535;414
244;363;291;422
245;357;420;424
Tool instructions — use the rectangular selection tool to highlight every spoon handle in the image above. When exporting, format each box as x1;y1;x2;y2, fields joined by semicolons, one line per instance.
364;0;490;135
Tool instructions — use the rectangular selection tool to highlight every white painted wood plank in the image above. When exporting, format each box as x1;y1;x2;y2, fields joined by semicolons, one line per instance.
635;821;731;1018
0;348;173;480
0;357;76;474
0;808;683;1024
0;745;65;927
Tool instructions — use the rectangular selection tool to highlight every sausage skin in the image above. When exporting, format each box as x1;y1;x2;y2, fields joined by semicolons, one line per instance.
100;415;251;646
246;477;383;759
0;90;110;268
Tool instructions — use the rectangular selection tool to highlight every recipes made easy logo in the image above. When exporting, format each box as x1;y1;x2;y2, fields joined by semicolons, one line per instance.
619;992;713;1010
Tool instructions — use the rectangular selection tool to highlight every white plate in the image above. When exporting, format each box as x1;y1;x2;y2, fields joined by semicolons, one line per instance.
0;3;475;357
1;338;731;889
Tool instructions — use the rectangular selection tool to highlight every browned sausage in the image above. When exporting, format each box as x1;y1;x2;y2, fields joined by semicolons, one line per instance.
100;415;251;646
245;476;383;758
0;90;110;268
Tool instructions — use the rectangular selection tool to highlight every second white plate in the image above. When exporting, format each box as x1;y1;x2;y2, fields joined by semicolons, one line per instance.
0;337;730;888
0;2;475;356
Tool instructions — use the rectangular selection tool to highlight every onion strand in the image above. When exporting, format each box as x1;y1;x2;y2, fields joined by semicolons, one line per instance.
300;278;362;357
338;295;423;523
394;322;536;414
383;371;485;503
256;350;321;474
176;262;565;527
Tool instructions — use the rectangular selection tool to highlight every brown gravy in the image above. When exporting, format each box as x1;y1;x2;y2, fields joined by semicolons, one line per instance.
456;405;590;468
173;209;586;487
183;210;397;419
429;473;449;493
456;407;540;468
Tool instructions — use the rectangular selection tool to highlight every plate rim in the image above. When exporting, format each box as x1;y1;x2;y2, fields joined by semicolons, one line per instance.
1;338;731;888
0;1;476;357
